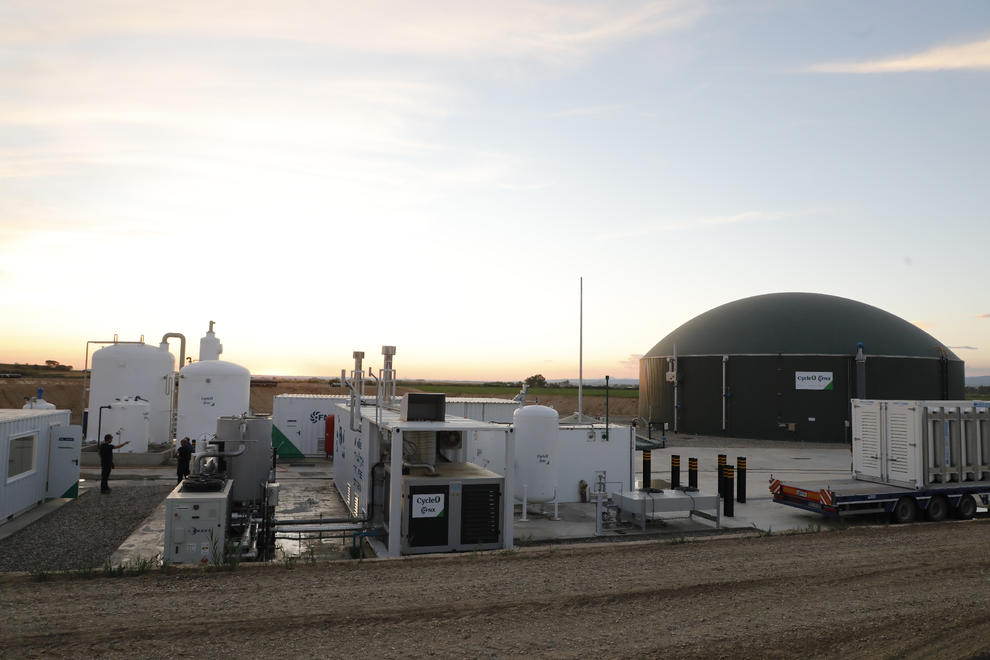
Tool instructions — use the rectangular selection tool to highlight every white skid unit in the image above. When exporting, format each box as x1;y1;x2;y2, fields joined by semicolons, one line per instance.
852;399;990;489
272;394;348;459
0;409;81;524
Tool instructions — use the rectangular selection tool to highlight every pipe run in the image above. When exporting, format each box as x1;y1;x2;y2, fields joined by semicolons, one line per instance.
194;445;247;474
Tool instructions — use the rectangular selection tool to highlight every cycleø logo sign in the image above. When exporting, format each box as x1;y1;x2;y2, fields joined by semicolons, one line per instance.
795;372;834;391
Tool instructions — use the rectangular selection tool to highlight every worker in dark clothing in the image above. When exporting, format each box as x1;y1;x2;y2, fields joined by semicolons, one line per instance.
99;433;129;493
176;437;193;484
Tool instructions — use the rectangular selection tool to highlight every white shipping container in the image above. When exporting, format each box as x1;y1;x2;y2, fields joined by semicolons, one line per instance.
444;398;520;424
1;409;80;524
272;395;349;458
852;399;990;488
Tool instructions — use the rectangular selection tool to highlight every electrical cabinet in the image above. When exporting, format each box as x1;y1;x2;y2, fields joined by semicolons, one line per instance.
164;480;233;565
384;462;503;555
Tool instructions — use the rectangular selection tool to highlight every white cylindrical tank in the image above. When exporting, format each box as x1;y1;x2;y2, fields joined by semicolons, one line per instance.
176;360;251;447
513;405;558;502
199;325;223;361
101;397;151;453
87;342;174;446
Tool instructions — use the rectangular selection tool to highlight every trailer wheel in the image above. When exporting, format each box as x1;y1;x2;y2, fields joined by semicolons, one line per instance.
953;495;977;521
925;495;949;522
890;497;918;524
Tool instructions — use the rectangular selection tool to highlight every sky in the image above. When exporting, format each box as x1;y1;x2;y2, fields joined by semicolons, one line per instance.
1;1;988;381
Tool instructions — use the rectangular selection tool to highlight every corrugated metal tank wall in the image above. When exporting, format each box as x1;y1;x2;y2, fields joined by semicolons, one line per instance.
639;354;963;443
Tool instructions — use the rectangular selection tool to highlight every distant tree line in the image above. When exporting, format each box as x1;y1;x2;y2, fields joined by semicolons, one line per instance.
965;386;990;397
0;361;73;373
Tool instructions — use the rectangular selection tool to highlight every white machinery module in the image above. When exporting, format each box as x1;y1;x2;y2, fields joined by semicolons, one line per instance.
164;414;279;565
332;349;515;558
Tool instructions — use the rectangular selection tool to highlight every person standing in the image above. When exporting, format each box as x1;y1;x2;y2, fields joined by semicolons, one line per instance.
99;433;129;493
176;437;193;484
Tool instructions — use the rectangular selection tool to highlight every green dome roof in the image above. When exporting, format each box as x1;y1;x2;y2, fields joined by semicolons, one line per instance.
644;293;960;360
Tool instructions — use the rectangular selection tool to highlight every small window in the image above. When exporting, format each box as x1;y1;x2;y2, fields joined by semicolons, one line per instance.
8;433;36;479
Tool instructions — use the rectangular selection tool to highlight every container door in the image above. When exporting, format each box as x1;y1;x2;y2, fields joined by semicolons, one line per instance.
884;402;921;488
47;425;82;498
852;400;882;481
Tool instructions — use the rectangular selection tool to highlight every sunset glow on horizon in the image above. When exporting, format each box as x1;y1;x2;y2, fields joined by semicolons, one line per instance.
2;2;988;381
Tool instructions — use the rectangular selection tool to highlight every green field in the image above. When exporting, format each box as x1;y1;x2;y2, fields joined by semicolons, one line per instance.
401;382;638;399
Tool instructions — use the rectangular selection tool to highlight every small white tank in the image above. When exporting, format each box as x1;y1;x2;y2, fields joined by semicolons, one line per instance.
513;405;558;502
87;342;174;445
176;360;251;446
23;388;57;410
101;397;151;453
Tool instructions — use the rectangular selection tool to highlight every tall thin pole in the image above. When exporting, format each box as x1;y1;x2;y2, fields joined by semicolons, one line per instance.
578;276;583;419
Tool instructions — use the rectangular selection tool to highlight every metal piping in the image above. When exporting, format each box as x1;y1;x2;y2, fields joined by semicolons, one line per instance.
159;333;187;369
721;355;728;431
193;445;247;474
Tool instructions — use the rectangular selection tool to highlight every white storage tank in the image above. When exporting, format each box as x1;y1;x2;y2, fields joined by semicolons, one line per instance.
100;397;151;453
87;342;174;446
513;405;558;502
23;388;56;410
176;360;251;446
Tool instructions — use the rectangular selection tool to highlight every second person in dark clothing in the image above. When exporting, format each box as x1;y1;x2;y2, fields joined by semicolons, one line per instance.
176;437;193;484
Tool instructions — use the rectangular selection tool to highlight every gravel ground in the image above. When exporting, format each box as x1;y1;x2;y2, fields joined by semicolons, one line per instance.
0;483;173;572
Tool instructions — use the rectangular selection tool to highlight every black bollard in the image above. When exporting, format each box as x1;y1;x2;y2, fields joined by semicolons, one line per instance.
717;454;726;500
688;457;698;489
724;465;735;517
671;454;680;489
642;449;652;490
737;456;747;503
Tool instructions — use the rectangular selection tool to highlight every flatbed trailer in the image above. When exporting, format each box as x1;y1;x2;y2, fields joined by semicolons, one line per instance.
770;477;990;523
772;398;990;523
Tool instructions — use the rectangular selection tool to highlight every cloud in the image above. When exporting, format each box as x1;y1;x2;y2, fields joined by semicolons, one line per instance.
598;211;795;240
978;314;990;319
948;346;978;351
809;35;990;73
0;1;705;64
619;354;644;368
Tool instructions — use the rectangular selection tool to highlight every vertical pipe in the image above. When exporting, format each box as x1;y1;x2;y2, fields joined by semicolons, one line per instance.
688;457;698;489
604;375;609;440
724;465;735;517
387;429;403;558
671;454;680;489
578;277;583;419
642;449;651;490
721;355;728;431
717;454;726;500
737;456;746;503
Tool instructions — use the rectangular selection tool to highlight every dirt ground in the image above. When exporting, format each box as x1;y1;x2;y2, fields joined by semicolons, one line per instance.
2;521;988;658
0;378;637;426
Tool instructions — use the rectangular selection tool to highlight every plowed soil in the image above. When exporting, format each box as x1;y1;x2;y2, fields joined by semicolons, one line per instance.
3;521;988;658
